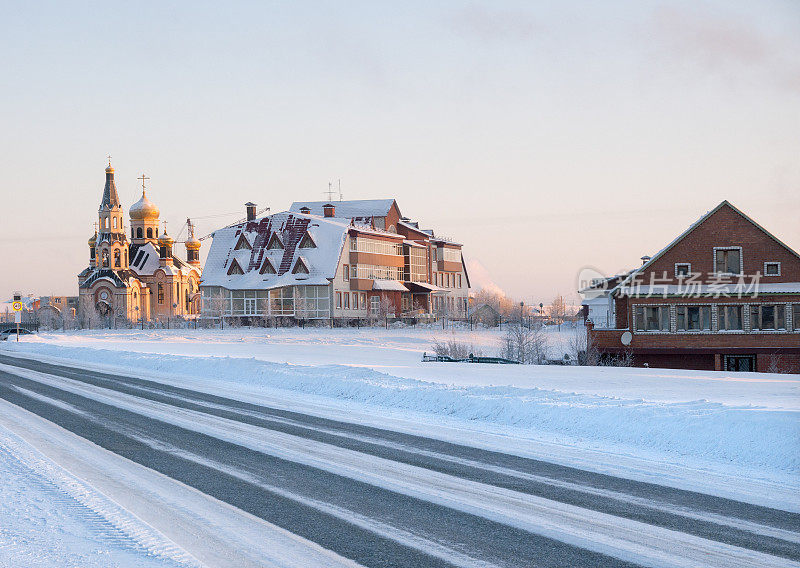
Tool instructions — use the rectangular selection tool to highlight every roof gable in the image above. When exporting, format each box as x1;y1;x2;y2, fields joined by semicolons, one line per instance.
620;201;800;287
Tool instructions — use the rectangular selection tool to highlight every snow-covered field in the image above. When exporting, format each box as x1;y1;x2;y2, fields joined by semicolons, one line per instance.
1;326;798;566
3;327;798;476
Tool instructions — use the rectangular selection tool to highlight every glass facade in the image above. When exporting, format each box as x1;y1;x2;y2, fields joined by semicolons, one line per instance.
201;285;330;319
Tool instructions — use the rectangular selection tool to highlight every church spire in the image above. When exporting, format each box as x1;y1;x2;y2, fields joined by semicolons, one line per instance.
100;156;121;209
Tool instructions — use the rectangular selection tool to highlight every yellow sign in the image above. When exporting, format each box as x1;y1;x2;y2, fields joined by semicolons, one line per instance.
12;301;23;312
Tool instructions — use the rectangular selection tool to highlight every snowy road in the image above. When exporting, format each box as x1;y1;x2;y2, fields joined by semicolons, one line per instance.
0;353;798;568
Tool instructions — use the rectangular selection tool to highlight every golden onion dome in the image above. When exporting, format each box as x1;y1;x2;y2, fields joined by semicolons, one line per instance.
88;232;97;246
129;190;160;220
185;235;201;250
158;231;174;247
105;164;114;174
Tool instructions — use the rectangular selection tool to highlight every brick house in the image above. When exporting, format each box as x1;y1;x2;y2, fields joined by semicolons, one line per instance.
583;201;800;373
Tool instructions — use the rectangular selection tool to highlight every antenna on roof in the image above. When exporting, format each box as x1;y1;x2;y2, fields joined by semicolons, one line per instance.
325;182;336;202
338;178;343;201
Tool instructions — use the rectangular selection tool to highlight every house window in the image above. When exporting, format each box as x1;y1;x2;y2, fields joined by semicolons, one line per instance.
370;295;380;314
352;292;358;309
157;284;164;304
675;263;691;277
360;293;367;310
292;259;309;274
794;305;800;330
234;234;251;250
676;305;711;331
751;304;785;331
714;247;742;275
458;274;462;288
343;292;350;309
259;258;276;275
299;232;316;248
634;305;669;332
343;264;349;281
764;262;781;277
267;234;284;250
718;305;743;330
335;292;342;309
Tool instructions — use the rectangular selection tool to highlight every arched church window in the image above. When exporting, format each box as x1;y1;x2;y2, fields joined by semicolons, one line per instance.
124;249;128;267
102;249;109;267
113;217;117;229
137;227;143;238
147;228;153;239
114;249;121;267
157;284;164;304
156;228;159;237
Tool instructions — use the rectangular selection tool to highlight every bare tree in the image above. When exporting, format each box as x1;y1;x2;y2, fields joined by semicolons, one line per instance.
548;295;568;330
500;321;546;364
377;296;396;328
569;324;600;366
431;335;483;359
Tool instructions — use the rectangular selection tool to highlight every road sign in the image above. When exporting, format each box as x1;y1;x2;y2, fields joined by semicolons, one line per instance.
14;312;22;324
12;301;22;312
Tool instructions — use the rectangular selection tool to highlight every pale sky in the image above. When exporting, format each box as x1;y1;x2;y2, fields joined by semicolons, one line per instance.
1;1;798;306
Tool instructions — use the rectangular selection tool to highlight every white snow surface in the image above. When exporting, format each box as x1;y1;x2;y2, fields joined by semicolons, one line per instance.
2;325;798;494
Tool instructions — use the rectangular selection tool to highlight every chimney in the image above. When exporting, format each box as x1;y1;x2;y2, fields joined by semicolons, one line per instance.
299;206;311;215
245;202;257;222
322;203;335;218
641;255;651;266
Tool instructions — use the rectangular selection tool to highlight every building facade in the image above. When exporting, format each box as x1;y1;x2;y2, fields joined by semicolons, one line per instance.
77;162;202;324
583;201;800;373
200;200;470;321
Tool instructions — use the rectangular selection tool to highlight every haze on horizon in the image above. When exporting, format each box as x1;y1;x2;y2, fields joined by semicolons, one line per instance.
1;1;798;306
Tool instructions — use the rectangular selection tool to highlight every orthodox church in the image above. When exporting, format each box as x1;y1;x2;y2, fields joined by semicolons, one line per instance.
78;161;202;323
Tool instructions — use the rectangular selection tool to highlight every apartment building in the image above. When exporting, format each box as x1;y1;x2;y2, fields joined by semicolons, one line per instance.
201;200;470;321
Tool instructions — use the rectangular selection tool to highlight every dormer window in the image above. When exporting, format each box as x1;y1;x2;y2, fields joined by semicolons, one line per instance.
675;263;691;277
227;258;244;275
299;232;316;249
234;234;252;250
292;257;309;275
259;257;276;275
267;233;284;250
714;247;742;275
764;262;781;277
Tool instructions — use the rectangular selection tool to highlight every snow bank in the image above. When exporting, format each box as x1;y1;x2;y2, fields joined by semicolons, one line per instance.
4;340;798;480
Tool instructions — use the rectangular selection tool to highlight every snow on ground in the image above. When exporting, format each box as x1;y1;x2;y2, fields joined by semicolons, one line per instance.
2;325;799;499
0;420;199;568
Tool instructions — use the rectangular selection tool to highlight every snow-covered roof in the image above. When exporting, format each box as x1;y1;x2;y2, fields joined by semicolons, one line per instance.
128;242;199;278
289;199;397;219
372;280;408;292
202;210;349;290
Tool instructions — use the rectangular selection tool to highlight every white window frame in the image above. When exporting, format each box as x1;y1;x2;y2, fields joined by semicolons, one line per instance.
674;263;692;278
763;262;781;277
713;246;743;275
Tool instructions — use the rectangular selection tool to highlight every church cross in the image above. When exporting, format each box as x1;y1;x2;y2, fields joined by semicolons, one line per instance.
138;173;150;190
107;154;112;166
93;222;98;233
